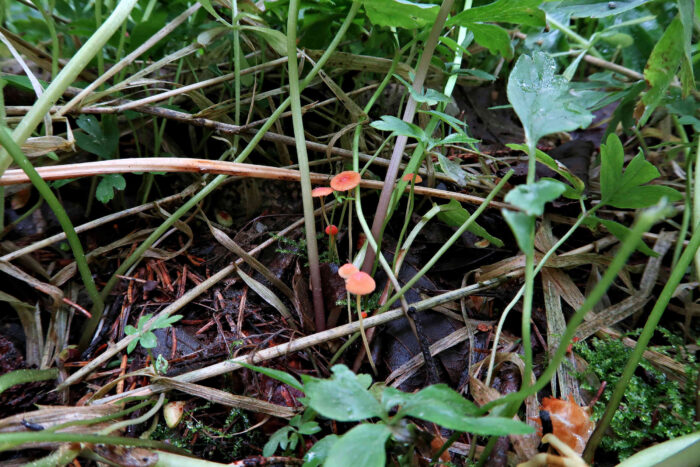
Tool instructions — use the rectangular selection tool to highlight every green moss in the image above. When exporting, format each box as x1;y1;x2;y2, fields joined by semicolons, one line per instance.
151;404;262;462
575;330;698;461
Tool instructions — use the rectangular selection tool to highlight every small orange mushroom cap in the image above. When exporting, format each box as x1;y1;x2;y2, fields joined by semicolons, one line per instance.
325;224;339;235
338;263;359;279
330;171;361;191
312;186;334;197
401;173;423;183
345;271;376;296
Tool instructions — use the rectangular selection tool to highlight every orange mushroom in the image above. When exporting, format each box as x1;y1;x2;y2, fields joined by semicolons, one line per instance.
345;271;376;296
345;271;377;374
311;186;334;197
330;171;361;191
338;263;359;279
401;173;423;184
312;187;333;227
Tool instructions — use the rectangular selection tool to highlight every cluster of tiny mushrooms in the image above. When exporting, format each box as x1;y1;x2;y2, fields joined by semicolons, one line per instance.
311;170;423;373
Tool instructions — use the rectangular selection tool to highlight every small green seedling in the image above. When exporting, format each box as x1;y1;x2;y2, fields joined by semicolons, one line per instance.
124;313;182;354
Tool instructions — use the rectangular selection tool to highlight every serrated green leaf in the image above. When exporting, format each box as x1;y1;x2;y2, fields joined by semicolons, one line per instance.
301;365;384;422
238;361;304;392
599;134;683;209
436;199;504;247
370;115;425;141
95;174;126;204
448;0;545;27
74;115;119;160
363;0;439;29
507;52;594;144
325;423;391;467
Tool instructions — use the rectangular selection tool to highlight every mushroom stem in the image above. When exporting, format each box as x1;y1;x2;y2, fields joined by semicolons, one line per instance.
356;295;377;375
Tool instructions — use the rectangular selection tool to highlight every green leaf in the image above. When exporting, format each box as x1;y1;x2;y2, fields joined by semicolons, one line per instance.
504;180;567;216
303;434;339;467
448;0;545;27
124;325;138;336
95;174;126;204
437;154;471;187
466;22;513;58
139;331;157;349
370;115;425;141
153;314;183;330
599;134;683;209
436;199;504;247
301;365;384;422
432;133;478;148
507;51;594;145
325;423;391;467
640;17;684;126
1;75;49;92
393;75;451;106
677;0;695;96
540;0;651;18
297;421;321;435
199;0;232;27
362;0;439;29
502;210;535;255
238;361;304;392
616;431;700;467
240;26;287;56
502;180;566;255
127;339;138;354
263;427;291;456
384;385;532;435
74;115;119;159
419;110;469;133
507;143;585;198
590;217;657;256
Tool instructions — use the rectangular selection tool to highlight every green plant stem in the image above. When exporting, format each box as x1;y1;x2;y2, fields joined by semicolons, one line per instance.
356;295;377;374
79;1;361;348
670;116;691;268
583;222;700;462
380;171;513;312
693;138;700;277
0;0;139;175
477;204;668;465
95;0;105;80
0;432;181;453
546;14;604;59
287;0;325;331
31;0;59;78
485;200;595;386
99;393;165;435
0;368;58;395
362;0;455;273
0;127;104;314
